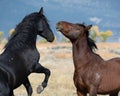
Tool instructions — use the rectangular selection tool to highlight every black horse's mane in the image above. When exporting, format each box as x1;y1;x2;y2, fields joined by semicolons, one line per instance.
77;23;97;51
4;13;46;51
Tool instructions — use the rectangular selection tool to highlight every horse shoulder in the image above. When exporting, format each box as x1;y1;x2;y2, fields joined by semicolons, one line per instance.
21;48;40;62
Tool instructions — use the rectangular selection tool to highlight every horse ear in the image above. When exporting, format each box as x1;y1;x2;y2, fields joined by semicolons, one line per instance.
86;25;92;31
39;7;43;15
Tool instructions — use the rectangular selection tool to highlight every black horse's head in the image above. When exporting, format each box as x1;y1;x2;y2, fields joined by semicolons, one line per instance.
36;7;54;42
37;8;54;42
4;7;54;51
22;7;54;42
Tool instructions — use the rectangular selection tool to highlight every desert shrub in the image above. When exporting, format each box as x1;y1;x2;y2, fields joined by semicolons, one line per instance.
99;30;112;42
0;31;4;43
9;28;15;37
90;26;112;42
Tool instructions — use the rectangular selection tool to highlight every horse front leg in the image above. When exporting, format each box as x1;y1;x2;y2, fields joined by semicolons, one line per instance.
23;77;33;96
77;91;86;96
76;88;87;96
33;63;51;94
89;85;97;96
9;90;14;96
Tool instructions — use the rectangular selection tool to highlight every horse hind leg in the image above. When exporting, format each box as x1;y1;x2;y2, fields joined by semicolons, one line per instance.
0;83;11;96
33;63;51;94
109;91;119;96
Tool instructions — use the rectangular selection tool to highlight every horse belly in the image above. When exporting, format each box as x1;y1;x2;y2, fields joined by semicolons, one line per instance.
98;74;120;94
9;67;29;89
13;76;28;89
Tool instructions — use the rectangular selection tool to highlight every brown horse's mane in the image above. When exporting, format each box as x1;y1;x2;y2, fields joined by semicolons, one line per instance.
77;23;98;51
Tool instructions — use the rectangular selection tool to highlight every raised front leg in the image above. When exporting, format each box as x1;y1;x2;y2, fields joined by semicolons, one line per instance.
33;63;51;94
23;77;33;96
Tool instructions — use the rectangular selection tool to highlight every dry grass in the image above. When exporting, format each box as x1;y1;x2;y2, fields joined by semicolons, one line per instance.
0;42;120;96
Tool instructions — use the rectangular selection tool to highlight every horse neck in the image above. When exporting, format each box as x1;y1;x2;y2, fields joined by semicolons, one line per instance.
5;25;37;51
72;35;93;69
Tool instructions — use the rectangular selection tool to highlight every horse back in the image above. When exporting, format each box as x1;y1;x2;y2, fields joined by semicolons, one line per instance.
106;57;120;69
97;57;120;93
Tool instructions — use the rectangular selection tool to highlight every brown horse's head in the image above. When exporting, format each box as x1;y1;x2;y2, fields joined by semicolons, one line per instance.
56;21;92;41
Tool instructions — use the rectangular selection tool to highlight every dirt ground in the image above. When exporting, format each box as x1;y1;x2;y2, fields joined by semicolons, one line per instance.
0;42;120;96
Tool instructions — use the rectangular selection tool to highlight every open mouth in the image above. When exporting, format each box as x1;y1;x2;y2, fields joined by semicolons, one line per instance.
56;26;60;31
56;26;62;31
56;23;63;31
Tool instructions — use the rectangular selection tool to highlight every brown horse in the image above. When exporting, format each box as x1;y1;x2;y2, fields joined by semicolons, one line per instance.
56;21;120;96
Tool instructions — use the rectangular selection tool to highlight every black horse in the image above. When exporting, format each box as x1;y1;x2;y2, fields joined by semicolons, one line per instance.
0;7;54;96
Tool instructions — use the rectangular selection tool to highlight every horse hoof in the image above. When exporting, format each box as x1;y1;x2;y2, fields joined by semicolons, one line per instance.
37;85;44;94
